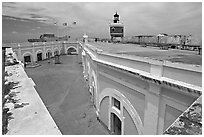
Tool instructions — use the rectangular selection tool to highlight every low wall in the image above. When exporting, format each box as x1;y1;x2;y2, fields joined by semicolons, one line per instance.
4;48;61;135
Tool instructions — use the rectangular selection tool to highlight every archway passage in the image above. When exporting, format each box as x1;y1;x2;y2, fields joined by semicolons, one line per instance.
46;51;52;59
54;50;59;56
37;53;42;61
24;55;31;63
111;113;121;135
67;47;77;55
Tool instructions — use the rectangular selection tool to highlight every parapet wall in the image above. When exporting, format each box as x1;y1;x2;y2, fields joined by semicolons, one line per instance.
83;43;201;95
4;48;61;135
80;40;202;135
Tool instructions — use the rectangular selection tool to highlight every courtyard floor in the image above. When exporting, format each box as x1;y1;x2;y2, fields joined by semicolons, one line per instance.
25;55;109;135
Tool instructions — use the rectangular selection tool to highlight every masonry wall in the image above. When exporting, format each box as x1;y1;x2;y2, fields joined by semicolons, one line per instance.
162;66;202;86
98;66;146;124
163;105;183;131
12;42;79;64
100;96;109;128
123;107;139;134
96;63;198;134
80;41;201;135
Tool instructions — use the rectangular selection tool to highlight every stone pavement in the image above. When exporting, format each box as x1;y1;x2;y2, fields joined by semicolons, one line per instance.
26;55;109;135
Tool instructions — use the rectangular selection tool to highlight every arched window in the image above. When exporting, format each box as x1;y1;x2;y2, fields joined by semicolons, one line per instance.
112;97;120;110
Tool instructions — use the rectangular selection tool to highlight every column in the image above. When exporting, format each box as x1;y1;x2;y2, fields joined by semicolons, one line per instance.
43;42;46;60
32;43;35;65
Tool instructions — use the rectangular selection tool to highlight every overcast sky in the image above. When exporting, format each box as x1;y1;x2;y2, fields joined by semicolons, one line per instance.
2;2;202;43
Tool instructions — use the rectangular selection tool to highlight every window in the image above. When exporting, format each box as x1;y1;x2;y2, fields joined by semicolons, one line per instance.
113;97;120;110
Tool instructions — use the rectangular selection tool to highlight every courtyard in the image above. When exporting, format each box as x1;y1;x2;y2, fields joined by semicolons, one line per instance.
25;55;109;135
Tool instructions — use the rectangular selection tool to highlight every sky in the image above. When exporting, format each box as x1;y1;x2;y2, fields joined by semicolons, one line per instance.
2;2;202;43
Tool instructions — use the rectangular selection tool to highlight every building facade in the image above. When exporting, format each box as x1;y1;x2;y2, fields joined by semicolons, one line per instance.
79;35;202;135
9;41;78;65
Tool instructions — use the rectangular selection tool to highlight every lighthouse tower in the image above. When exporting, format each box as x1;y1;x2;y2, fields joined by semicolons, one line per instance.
110;12;124;42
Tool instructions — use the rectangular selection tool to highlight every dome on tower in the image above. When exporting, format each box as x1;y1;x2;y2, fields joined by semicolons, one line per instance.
114;12;119;17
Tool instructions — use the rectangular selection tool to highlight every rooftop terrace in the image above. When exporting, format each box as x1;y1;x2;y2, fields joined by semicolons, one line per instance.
89;42;202;65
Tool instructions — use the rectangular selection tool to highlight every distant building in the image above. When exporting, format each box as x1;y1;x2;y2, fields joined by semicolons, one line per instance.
28;33;69;42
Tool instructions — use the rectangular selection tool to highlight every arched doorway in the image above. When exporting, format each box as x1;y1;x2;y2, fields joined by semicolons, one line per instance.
54;50;59;56
23;52;33;63
99;88;143;135
36;51;43;61
37;53;42;61
111;113;122;135
24;55;31;63
67;47;77;55
46;50;52;59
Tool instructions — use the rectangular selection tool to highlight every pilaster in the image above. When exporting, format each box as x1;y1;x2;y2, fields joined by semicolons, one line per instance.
143;83;161;134
43;42;46;59
32;43;36;64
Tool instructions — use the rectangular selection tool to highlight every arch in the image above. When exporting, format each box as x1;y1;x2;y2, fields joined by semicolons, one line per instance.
22;51;33;63
35;49;43;55
35;49;43;61
45;48;52;54
53;47;60;56
99;88;143;135
66;46;77;55
45;48;52;59
22;51;33;57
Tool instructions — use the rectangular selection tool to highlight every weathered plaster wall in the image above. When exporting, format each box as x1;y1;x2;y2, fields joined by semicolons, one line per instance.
163;105;183;131
100;96;109;127
163;66;202;87
98;53;151;73
123;107;139;135
98;73;145;123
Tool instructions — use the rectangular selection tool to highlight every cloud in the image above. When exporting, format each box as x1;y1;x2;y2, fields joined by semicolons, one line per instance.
12;31;18;34
2;2;202;41
3;15;30;22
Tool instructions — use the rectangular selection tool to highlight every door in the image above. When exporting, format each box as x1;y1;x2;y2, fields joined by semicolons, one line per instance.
111;113;121;135
47;52;52;59
37;53;42;61
24;55;31;63
54;50;59;56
